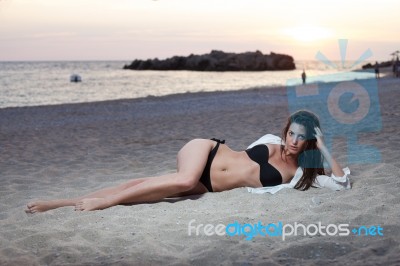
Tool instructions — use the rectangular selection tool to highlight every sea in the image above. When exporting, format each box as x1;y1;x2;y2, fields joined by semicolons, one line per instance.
0;60;375;109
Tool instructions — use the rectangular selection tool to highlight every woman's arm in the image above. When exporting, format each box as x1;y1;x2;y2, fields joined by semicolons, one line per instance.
314;127;345;177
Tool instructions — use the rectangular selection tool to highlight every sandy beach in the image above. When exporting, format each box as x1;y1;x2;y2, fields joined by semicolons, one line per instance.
1;76;399;265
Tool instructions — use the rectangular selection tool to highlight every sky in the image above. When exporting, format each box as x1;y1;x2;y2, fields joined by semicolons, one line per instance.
0;0;399;61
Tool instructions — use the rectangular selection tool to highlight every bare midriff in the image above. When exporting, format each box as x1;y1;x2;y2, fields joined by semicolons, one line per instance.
209;144;262;192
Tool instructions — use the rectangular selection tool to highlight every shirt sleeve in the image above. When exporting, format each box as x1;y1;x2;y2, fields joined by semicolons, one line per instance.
313;167;351;190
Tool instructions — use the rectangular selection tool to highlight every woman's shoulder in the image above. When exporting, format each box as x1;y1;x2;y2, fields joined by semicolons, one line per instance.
247;134;283;149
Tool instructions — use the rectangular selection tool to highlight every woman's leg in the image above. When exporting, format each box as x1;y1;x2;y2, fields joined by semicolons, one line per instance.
25;178;148;213
75;139;214;211
26;139;214;212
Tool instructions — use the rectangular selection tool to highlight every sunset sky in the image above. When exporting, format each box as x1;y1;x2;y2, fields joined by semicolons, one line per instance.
0;0;398;61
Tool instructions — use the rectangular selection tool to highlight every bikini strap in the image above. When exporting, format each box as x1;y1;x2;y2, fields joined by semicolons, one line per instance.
210;138;225;144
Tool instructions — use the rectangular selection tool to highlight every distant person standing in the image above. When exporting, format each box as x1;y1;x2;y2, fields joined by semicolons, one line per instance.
374;62;380;79
301;70;306;84
397;58;400;78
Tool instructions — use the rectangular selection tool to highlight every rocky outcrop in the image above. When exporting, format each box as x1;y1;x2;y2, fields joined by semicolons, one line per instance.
123;50;295;71
362;60;393;69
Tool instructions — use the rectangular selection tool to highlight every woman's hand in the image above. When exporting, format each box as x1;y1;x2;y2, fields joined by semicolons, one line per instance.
314;126;345;177
314;127;325;150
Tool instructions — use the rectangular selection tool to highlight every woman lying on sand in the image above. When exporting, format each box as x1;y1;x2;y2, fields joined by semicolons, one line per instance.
25;110;350;213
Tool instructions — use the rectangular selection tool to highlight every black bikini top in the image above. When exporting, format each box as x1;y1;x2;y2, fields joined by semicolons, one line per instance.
245;144;283;186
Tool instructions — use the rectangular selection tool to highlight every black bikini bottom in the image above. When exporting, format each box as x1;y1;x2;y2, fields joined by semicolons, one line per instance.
199;138;225;192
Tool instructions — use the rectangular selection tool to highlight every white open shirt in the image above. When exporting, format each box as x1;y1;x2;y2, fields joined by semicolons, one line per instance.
246;134;351;194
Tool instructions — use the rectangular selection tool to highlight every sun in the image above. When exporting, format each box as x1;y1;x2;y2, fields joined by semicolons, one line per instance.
282;25;333;43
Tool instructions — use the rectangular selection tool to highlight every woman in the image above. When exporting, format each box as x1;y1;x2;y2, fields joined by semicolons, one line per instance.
25;110;350;213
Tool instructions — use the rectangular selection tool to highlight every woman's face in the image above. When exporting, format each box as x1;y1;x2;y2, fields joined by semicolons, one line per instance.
285;122;307;155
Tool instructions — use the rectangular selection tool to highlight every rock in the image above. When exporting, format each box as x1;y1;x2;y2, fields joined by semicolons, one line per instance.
311;196;322;206
70;74;82;82
123;50;296;71
362;60;393;69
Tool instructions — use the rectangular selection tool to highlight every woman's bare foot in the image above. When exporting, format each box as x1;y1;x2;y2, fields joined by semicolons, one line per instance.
25;199;72;214
75;198;112;211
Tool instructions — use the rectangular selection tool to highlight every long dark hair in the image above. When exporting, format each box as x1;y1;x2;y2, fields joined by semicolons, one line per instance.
281;110;325;190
